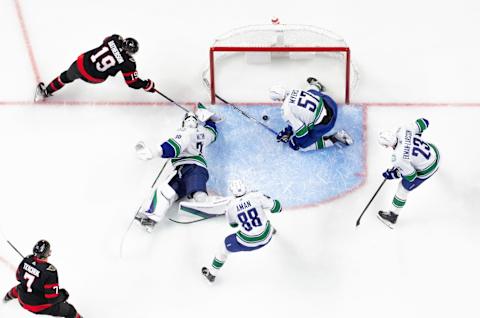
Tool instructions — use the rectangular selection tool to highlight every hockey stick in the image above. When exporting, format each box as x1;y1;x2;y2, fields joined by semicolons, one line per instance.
168;213;225;224
120;159;170;257
214;94;278;135
355;178;387;227
154;89;190;113
0;227;25;258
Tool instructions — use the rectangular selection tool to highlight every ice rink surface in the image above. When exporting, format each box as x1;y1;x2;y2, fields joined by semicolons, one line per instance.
1;0;480;317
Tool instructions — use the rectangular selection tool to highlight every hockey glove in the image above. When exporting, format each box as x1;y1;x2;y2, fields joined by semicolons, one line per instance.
135;141;153;160
143;79;155;93
382;168;401;180
276;126;293;143
59;288;69;302
288;137;300;151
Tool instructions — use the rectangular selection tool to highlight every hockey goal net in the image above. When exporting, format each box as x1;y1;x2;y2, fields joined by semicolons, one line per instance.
202;22;359;104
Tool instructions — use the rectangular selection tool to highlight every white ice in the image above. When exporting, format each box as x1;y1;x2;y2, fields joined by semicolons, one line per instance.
1;0;480;318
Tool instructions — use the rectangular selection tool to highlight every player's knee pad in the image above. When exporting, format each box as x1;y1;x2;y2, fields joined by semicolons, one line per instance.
193;191;208;202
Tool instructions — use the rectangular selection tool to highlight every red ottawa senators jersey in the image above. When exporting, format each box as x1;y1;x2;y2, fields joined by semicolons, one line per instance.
15;255;66;312
76;34;149;89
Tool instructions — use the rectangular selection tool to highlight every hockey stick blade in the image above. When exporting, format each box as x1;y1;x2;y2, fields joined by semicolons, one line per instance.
168;213;224;224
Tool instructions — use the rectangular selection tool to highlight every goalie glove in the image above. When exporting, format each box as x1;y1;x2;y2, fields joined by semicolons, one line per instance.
382;167;401;180
135;141;153;160
196;103;223;122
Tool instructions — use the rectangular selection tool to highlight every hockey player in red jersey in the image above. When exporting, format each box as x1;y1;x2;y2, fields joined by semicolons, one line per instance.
3;240;83;318
35;34;156;100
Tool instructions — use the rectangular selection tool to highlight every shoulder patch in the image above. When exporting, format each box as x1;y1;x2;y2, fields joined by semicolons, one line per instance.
46;265;57;272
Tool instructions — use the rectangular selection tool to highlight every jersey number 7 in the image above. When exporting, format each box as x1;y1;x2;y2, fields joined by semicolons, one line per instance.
297;91;318;112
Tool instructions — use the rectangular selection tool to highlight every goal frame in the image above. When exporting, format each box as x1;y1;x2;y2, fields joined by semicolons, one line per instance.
208;46;351;105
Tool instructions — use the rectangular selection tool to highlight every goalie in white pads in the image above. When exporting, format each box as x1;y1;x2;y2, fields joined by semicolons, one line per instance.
201;179;282;283
270;77;353;151
134;103;222;231
377;118;440;228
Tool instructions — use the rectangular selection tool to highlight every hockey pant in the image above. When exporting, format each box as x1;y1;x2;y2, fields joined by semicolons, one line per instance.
295;94;339;151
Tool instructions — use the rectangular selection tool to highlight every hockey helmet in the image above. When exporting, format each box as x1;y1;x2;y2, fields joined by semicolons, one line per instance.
123;37;139;54
182;112;198;129
378;130;398;148
33;240;51;259
229;179;247;197
269;86;287;102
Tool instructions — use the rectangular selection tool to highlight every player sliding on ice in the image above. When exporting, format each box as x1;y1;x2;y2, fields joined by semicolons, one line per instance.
377;118;440;228
270;77;353;151
35;34;156;101
202;179;282;283
134;104;224;232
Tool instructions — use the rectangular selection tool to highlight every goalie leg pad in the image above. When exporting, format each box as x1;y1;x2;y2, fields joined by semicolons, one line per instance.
179;196;231;218
144;183;178;223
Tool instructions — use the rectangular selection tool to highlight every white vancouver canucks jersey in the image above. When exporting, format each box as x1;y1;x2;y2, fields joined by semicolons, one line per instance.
164;125;217;169
281;85;327;138
391;118;440;182
226;191;282;247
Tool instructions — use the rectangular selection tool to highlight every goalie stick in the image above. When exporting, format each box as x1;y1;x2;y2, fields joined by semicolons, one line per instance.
120;159;170;257
355;178;387;227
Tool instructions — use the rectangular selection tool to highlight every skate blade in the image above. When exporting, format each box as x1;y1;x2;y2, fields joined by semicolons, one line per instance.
376;215;395;229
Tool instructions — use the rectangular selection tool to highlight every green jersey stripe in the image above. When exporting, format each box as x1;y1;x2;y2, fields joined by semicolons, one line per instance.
403;171;417;182
295;125;308;138
237;221;271;243
416;118;427;132
171;155;208;167
205;126;217;141
167;138;181;157
271;200;282;213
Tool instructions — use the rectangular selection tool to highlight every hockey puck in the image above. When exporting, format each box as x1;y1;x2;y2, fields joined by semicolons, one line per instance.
262;115;269;121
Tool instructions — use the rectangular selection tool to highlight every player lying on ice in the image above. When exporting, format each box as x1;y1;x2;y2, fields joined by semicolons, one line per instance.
377;118;440;229
134;104;225;232
270;77;353;151
202;179;282;283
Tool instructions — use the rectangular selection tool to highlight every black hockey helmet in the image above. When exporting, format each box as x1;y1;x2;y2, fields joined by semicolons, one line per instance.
123;37;139;54
33;240;51;259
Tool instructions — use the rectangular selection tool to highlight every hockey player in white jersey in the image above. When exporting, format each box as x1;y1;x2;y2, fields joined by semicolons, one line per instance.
134;103;221;232
270;77;353;151
377;118;440;228
201;179;282;283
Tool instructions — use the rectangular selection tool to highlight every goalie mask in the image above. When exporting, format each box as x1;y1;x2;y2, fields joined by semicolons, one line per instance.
229;179;247;197
378;130;398;148
182;112;198;129
269;86;287;102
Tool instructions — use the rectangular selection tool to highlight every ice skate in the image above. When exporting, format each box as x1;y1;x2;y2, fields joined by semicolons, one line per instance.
306;77;325;92
201;267;216;283
135;212;157;233
333;130;353;146
377;210;398;229
34;82;50;102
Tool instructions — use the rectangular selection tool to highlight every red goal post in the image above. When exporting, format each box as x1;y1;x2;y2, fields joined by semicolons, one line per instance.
202;23;358;105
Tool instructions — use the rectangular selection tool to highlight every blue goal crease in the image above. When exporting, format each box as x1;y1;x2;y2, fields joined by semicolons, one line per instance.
205;104;365;208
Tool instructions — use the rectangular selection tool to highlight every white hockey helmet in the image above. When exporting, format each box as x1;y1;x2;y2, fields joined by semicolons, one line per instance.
229;179;247;197
269;86;287;102
378;130;398;148
182;112;198;129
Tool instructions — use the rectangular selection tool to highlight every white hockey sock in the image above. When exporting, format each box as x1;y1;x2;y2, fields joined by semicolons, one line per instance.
210;243;229;276
390;183;409;215
299;137;334;152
